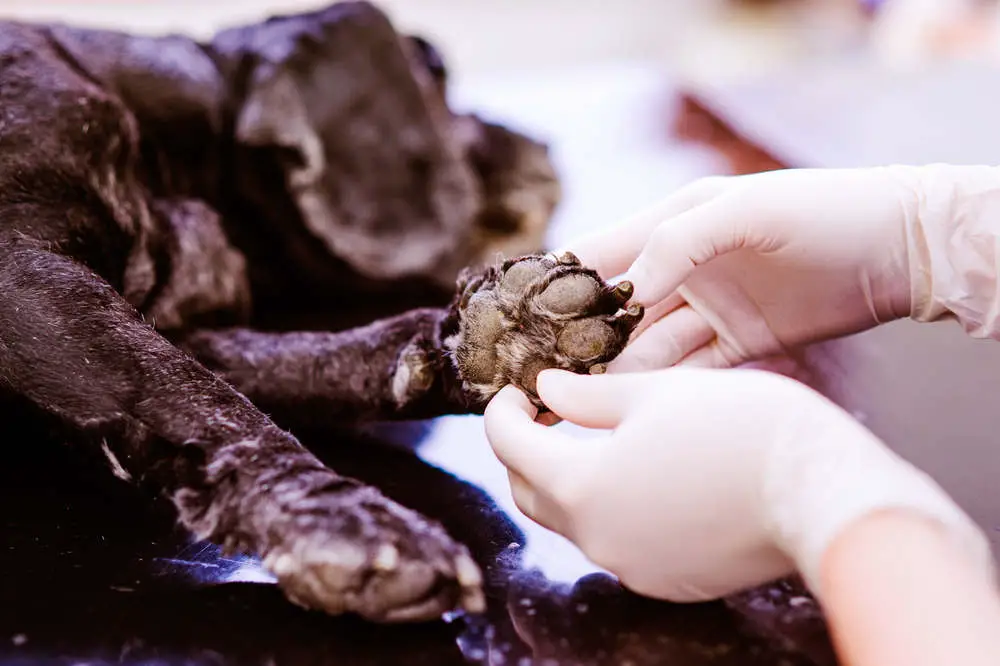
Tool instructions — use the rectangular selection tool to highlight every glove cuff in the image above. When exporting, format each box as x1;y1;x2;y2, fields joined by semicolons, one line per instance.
891;163;1000;338
763;408;996;600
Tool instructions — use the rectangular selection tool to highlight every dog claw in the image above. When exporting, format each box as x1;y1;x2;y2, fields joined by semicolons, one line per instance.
555;251;581;266
615;302;644;325
372;544;400;572
611;280;634;305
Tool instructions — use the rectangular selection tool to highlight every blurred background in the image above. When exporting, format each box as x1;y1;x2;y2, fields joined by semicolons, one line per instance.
0;0;867;82
5;0;1000;83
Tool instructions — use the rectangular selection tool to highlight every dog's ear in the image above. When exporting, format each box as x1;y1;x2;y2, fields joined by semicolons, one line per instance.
216;2;482;284
234;68;326;191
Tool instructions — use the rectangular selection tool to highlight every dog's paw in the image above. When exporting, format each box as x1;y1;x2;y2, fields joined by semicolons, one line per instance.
447;252;644;406
262;481;485;623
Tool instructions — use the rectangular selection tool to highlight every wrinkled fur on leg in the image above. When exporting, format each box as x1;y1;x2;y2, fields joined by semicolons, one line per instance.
179;308;476;430
0;245;484;622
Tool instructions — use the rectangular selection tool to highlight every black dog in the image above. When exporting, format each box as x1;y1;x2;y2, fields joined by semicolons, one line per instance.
0;1;643;623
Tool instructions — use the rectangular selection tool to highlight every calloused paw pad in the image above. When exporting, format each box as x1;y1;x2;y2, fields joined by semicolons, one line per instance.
447;252;643;406
262;483;485;624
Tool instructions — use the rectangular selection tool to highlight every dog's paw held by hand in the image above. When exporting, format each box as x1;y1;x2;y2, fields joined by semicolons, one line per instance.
448;252;643;407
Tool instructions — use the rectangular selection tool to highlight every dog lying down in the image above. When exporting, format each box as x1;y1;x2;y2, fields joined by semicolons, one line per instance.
0;1;644;622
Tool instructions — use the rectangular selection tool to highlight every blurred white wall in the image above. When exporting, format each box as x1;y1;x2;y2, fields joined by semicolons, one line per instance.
0;0;863;84
0;1;707;75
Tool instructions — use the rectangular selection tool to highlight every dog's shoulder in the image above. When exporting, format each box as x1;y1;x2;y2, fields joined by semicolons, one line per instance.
0;23;151;278
0;22;245;326
0;22;135;182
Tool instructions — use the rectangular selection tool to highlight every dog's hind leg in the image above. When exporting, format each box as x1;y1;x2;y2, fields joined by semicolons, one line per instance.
0;243;484;622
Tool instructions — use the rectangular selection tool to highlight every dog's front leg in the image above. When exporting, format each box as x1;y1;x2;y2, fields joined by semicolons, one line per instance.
0;244;483;622
178;307;471;428
181;252;646;429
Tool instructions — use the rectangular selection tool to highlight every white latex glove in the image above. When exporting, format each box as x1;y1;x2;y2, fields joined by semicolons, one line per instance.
564;165;1000;372
484;368;995;603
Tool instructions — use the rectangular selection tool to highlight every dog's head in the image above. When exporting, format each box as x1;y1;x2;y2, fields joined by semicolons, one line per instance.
213;1;560;288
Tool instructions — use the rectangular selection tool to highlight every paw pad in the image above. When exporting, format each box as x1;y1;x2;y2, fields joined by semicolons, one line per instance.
449;252;644;406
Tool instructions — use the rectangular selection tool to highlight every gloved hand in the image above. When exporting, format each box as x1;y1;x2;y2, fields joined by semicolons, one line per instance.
563;165;1000;371
484;367;995;602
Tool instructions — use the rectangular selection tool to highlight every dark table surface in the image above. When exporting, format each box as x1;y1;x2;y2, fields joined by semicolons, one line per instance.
2;64;844;666
1;421;835;666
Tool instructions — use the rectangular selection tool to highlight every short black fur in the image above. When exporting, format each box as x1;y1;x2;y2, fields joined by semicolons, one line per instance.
0;1;641;623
